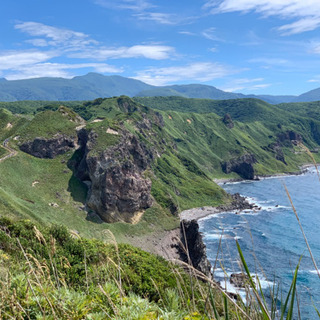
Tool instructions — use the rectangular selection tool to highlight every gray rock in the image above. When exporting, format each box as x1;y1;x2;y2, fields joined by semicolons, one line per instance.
74;128;154;223
222;154;257;180
19;134;78;159
180;219;212;279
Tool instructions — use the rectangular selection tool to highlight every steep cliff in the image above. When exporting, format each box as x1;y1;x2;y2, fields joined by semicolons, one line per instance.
19;134;78;159
75;127;155;223
222;154;257;180
180;219;212;278
17;106;84;158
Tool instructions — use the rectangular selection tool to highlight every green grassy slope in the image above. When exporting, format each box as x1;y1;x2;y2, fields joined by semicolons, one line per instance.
135;96;320;175
0;218;232;319
0;96;319;241
0;98;229;241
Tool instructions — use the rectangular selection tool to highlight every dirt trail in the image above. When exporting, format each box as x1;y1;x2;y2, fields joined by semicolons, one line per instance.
0;138;17;162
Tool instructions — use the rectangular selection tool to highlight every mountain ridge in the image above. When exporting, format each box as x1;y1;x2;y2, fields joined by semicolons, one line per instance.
0;72;319;103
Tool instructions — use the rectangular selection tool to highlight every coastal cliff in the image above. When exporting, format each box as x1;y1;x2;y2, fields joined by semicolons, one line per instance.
180;219;212;278
74;128;155;223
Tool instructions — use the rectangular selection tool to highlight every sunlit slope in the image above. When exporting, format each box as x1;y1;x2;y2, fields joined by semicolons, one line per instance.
0;99;230;239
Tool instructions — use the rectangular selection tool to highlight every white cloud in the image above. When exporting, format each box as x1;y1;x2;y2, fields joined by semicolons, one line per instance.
16;21;175;61
134;12;178;25
0;50;57;70
308;78;320;83
221;77;270;92
249;58;289;66
134;62;236;86
309;41;320;54
71;45;175;60
94;0;154;11
202;27;221;41
178;31;196;36
15;22;97;48
204;0;320;35
5;62;122;80
2;21;177;80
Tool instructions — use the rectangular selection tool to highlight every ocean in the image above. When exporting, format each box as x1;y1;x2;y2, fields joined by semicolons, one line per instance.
199;168;320;319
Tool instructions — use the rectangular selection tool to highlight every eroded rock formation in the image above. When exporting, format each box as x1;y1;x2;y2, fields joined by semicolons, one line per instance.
180;219;212;279
19;134;78;159
222;113;234;129
74;128;155;223
222;154;257;180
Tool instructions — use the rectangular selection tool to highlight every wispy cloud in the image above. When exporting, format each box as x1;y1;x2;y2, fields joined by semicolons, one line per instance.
134;12;178;25
0;50;57;70
5;62;122;80
202;27;222;41
204;0;320;35
15;22;97;48
94;0;154;11
178;31;196;36
6;21;176;79
249;57;289;66
134;62;237;86
221;77;270;92
70;45;175;60
16;21;175;61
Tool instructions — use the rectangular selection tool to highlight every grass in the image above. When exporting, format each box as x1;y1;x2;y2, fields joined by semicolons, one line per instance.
0;218;232;320
0;151;179;243
0;216;306;320
16;107;80;142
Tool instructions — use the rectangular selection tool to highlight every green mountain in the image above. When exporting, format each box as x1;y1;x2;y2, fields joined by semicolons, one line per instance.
0;73;153;101
0;96;319;319
0;96;319;235
294;86;320;102
137;83;246;100
3;72;320;103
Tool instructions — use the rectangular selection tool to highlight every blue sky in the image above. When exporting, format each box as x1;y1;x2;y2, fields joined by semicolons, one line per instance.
2;0;320;95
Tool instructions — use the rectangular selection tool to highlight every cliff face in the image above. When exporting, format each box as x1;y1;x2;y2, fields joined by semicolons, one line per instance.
180;219;212;278
222;154;257;180
74;127;156;223
19;134;78;159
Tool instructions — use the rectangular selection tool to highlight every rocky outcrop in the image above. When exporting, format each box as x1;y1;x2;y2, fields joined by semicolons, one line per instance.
277;130;302;146
19;134;78;159
219;193;254;212
222;113;234;129
180;219;212;279
230;273;250;288
222;154;257;180
74;128;154;223
267;141;286;164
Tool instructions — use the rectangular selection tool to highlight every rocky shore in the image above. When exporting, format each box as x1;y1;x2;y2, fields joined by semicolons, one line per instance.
180;192;254;221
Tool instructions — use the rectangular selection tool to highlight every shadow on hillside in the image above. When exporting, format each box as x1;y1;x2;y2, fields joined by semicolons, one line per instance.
67;174;88;204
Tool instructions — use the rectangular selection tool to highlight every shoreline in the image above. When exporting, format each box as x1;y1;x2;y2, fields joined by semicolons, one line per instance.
213;163;317;185
181;163;317;222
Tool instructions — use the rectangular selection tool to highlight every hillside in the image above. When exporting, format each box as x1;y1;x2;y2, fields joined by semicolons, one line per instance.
3;72;320;103
0;97;235;242
0;73;153;102
0;96;319;235
0;95;318;319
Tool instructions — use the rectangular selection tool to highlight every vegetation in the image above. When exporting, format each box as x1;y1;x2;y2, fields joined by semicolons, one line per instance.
0;217;232;319
0;95;320;318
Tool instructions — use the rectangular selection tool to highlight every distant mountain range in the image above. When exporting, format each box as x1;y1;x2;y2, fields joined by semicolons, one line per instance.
0;72;318;103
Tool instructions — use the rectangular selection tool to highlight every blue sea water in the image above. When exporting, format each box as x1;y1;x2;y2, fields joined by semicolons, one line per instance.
199;168;320;319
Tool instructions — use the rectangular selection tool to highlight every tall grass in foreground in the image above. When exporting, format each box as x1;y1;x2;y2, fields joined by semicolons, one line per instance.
0;145;319;319
0;215;306;320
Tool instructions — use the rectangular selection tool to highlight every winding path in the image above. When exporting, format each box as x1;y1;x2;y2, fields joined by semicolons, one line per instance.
0;138;17;162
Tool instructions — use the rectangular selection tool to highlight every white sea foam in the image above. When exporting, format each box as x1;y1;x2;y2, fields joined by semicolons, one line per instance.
203;233;227;240
309;270;320;275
